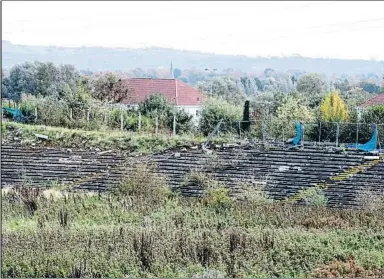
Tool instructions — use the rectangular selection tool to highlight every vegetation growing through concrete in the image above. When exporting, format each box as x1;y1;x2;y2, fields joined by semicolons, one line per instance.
2;167;384;278
2;122;236;154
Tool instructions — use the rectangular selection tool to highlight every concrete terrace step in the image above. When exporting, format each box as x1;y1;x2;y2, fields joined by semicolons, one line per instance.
3;143;383;208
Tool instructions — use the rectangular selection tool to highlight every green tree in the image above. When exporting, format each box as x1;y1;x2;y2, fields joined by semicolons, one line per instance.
4;61;80;101
199;97;242;135
139;93;171;117
241;100;251;132
360;81;381;94
139;94;193;134
173;68;182;79
340;87;372;109
196;76;247;105
296;73;327;108
2;71;10;99
359;105;384;143
254;77;263;92
271;96;315;138
91;73;130;103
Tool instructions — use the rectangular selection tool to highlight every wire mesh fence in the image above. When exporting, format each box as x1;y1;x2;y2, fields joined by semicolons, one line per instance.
219;119;384;149
3;100;384;148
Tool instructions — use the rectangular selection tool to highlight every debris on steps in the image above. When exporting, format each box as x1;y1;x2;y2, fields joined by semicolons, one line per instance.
35;134;49;140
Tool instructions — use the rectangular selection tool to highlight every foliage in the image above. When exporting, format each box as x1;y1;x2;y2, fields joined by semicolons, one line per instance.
196;76;247;104
139;94;171;118
320;91;349;122
108;108;154;133
270;96;315;138
361;105;384;125
139;94;194;134
340;87;372;109
203;187;232;212
241;100;251;132
3;178;384;278
2;61;79;102
359;81;381;94
199;97;243;136
173;68;182;79
250;90;286;118
300;187;328;207
296;73;328;108
312;256;384;278
91;73;131;103
111;164;172;207
359;105;384;143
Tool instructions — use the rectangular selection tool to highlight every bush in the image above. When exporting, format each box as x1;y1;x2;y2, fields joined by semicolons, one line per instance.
111;164;172;206
269;95;315;139
203;187;232;212
139;94;194;134
199;97;242;136
301;187;328;207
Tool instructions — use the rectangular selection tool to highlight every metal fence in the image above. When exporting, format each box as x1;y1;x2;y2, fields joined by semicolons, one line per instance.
216;119;384;149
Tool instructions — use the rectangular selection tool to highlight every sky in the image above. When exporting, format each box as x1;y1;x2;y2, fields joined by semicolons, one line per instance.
2;1;384;60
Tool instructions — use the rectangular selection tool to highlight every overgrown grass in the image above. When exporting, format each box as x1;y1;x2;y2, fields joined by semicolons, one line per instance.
2;168;384;278
2;122;236;154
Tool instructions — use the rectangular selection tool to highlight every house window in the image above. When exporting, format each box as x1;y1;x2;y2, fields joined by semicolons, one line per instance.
197;97;200;101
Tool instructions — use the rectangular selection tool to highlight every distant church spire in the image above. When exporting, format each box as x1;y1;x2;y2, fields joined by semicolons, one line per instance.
170;61;173;79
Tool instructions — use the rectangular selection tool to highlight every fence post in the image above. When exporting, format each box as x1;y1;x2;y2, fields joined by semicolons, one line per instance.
173;114;176;136
70;109;73;120
336;122;340;147
262;120;266;144
138;111;142;133
356;123;359;146
120;106;124;131
238;121;241;138
155;116;158;135
282;127;285;146
34;107;38;123
318;122;322;145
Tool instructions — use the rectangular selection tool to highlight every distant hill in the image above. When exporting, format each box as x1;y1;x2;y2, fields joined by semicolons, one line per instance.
2;40;383;76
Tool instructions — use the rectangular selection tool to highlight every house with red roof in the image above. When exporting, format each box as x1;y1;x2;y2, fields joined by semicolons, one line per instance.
358;93;384;108
356;93;384;118
121;78;204;120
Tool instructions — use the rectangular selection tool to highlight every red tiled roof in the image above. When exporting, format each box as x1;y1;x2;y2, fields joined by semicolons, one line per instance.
359;93;384;107
121;78;204;106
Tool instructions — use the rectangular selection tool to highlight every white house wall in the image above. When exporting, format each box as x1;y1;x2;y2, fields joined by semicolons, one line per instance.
177;105;202;122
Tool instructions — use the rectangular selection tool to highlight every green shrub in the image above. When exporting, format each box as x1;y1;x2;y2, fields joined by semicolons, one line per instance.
111;164;172;206
301;187;328;207
199;97;242;136
1;122;6;135
203;187;232;212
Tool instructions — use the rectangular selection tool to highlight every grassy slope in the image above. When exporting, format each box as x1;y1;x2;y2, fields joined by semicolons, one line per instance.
2;122;235;154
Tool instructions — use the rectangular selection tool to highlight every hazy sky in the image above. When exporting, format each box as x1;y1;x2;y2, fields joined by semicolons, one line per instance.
3;1;384;60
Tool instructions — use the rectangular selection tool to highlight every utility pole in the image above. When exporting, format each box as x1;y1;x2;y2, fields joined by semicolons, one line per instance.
252;101;273;143
205;68;217;95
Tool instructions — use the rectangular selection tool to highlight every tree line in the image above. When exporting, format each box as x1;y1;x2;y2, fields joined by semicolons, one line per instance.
2;61;384;143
